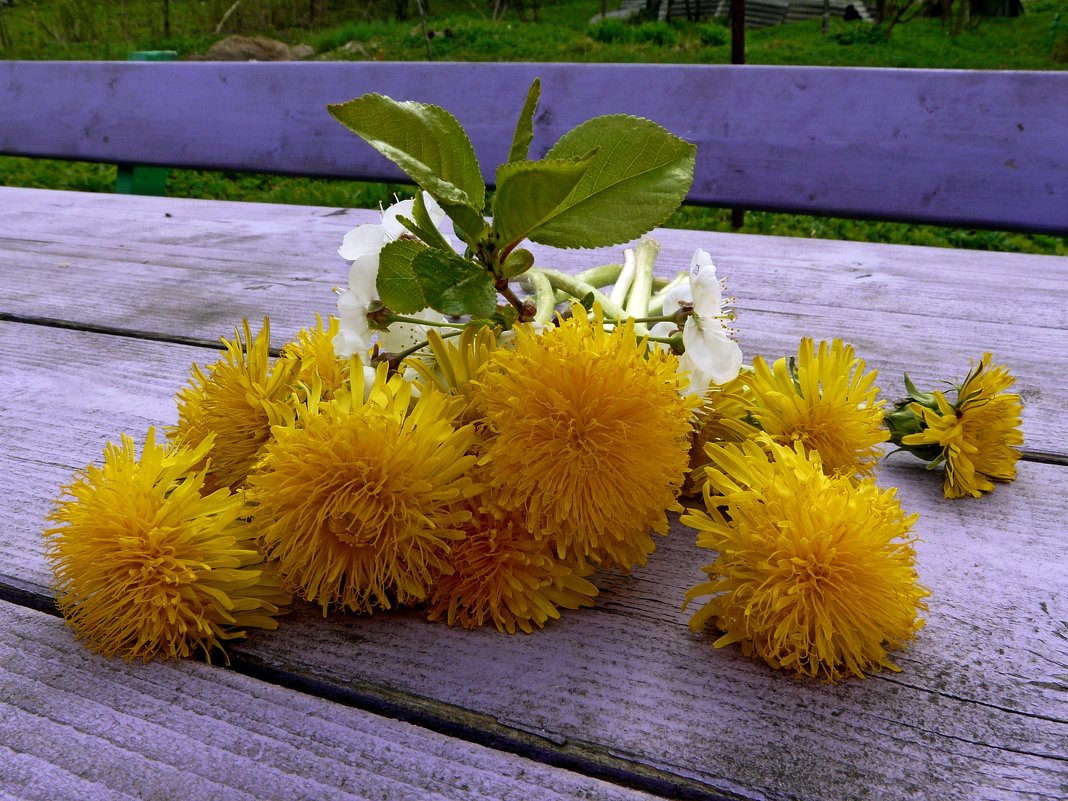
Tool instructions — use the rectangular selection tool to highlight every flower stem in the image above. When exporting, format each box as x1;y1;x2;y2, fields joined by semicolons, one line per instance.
576;263;623;288
627;313;680;325
388;314;466;329
527;269;557;324
385;329;464;364
625;237;659;333
609;250;637;307
535;269;629;321
496;280;529;318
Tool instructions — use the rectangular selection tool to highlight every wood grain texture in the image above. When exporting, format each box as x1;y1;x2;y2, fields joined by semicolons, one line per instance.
0;601;665;801
2;187;1066;453
0;322;1065;801
1;63;1066;232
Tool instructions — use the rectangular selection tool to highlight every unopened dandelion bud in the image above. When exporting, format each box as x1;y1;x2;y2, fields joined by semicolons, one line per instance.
889;355;1023;499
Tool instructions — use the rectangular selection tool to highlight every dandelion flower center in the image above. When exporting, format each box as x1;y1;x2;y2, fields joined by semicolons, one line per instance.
427;501;598;634
899;354;1023;498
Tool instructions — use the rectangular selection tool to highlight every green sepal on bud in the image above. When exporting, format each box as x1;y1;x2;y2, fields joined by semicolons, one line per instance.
366;301;392;332
884;373;945;463
903;373;940;410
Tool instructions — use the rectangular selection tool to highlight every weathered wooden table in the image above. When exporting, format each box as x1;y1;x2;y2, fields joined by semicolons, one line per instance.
1;185;1065;801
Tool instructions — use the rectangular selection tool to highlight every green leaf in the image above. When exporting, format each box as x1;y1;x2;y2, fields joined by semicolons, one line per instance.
507;78;541;164
377;239;429;314
501;248;534;279
443;204;488;245
412;250;498;317
328;93;486;222
410;193;454;251
535;114;696;249
493;154;596;248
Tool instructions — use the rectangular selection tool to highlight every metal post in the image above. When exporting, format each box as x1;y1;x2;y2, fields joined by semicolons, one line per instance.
115;51;177;196
730;0;746;229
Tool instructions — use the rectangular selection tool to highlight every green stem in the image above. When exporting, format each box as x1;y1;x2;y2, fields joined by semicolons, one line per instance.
388;314;466;329
385;328;464;364
625;238;658;333
497;281;528;317
609;250;636;307
536;268;629;321
575;263;623;288
627;313;680;325
527;269;557;324
645;334;684;352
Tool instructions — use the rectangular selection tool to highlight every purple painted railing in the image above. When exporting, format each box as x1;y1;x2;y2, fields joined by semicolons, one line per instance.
1;61;1065;234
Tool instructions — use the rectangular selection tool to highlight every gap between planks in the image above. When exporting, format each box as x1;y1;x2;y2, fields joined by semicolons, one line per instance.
0;579;744;801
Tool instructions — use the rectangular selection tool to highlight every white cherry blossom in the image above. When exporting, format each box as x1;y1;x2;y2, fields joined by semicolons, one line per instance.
333;192;449;358
652;249;742;394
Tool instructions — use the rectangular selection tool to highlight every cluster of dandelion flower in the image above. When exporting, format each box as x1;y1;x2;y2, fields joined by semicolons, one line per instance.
676;336;936;680
40;82;1025;683
885;353;1024;499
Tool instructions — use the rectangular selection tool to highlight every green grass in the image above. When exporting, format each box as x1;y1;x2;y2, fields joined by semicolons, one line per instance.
1;0;1066;255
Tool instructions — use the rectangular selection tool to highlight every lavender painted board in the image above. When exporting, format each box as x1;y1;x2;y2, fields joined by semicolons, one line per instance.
0;602;665;801
2;187;1066;454
0;322;1064;800
1;62;1066;232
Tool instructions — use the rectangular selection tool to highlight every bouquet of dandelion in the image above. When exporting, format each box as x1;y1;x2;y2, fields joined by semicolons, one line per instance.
44;80;1023;682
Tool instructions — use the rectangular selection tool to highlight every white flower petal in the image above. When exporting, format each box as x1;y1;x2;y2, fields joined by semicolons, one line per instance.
677;352;710;397
347;252;380;302
649;321;678;343
360;365;379;401
689;249;724;318
378;308;447;353
338;223;387;261
335;289;373;356
382;192;447;240
333;329;369;359
683;324;743;386
660;283;693;316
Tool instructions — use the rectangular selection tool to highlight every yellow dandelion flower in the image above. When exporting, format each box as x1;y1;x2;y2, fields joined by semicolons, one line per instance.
684;373;759;497
406;325;500;440
473;305;698;571
44;429;289;663
426;496;598;634
888;354;1023;499
746;338;888;478
170;318;297;491
280;314;351;401
683;437;928;682
247;365;481;614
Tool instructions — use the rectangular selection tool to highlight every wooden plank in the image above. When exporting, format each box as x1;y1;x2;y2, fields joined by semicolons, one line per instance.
0;321;1065;801
0;601;664;801
2;188;1066;453
1;63;1066;232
